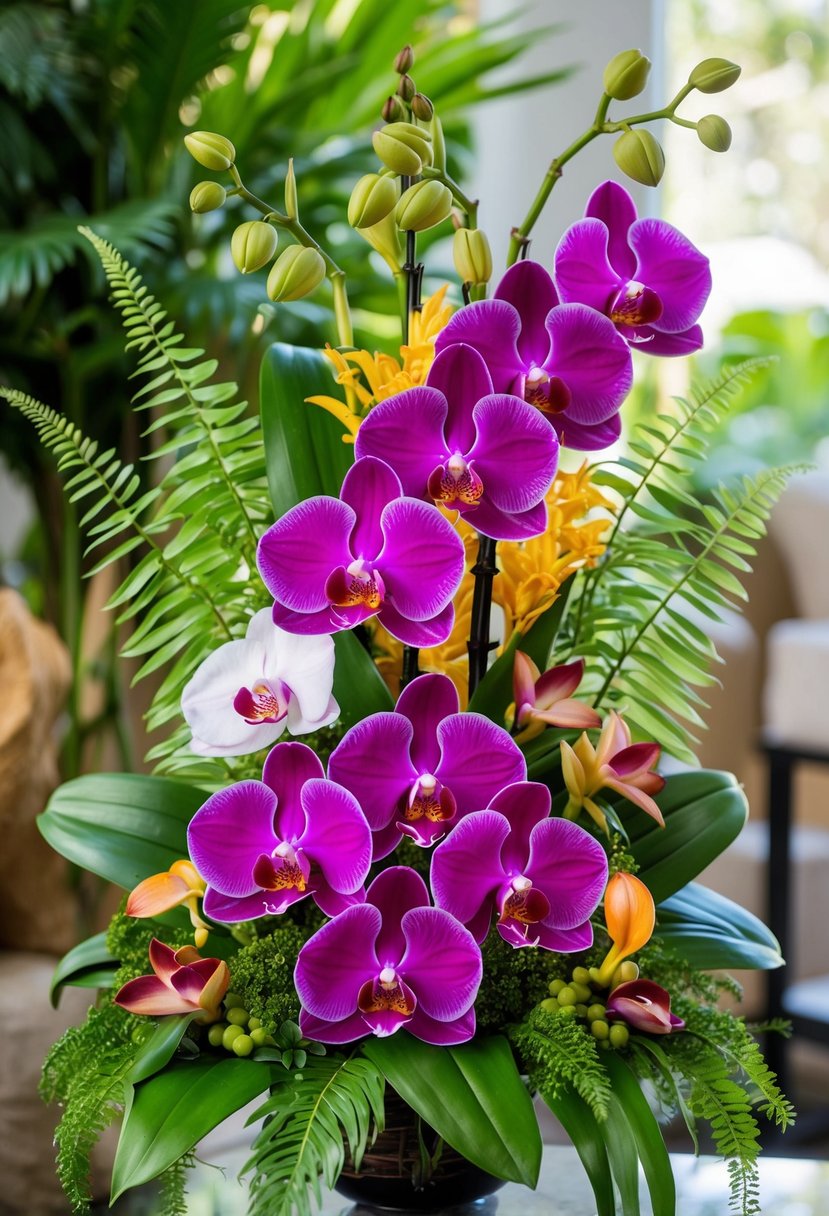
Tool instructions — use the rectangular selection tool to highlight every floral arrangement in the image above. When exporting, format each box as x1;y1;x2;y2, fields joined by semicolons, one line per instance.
5;39;797;1216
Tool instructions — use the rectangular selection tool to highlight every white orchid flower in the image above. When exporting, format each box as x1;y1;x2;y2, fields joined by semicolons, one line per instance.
181;609;338;756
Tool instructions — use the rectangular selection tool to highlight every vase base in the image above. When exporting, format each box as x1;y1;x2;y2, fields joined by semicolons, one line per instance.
334;1172;506;1213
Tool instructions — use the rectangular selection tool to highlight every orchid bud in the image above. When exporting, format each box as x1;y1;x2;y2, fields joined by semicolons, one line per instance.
394;44;415;74
613;128;665;186
453;228;492;285
348;173;399;229
397;73;415;102
231;220;278;274
430;112;447;174
411;92;434;122
189;181;227;213
372;121;432;176
603;49;651;100
356;210;404;272
382;95;408;124
689;57;741;93
395;178;452;232
184;130;236;171
285;158;298;219
697;114;732;152
266;245;326;301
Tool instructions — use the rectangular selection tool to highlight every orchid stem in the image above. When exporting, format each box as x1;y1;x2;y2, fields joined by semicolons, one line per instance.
400;191;423;688
468;535;498;699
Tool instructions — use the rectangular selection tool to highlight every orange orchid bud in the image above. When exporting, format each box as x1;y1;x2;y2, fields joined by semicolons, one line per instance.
126;860;210;948
597;872;655;985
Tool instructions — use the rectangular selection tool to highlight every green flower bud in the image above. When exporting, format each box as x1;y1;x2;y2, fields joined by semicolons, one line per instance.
357;211;404;273
557;986;577;1007
697;114;732;152
266;245;327;302
232;1033;255;1057
222;1024;244;1050
617;961;640;983
603;49;651;100
539;998;559;1013
571;982;593;1004
591;1019;610;1040
189;181;227;213
207;1023;227;1047
571;966;592;987
394;45;415;75
226;1005;250;1026
587;1003;606;1023
549;978;566;997
285;158;298;220
184;130;236;171
430;112;447;174
250;1026;270;1046
231;221;278;274
348;173;399;229
397;74;415;102
411;92;434;122
372;121;432;176
613;128;665;186
609;1023;630;1049
396;178;452;232
382;96;408;124
248;1016;262;1030
689;57;741;94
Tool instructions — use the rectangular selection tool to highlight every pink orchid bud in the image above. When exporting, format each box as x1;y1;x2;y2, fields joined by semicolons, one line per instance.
606;978;684;1035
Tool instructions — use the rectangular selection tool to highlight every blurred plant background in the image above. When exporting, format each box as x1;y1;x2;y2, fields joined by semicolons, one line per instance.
0;0;568;777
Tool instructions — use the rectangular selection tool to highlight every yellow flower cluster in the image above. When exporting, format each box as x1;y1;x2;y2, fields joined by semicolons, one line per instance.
373;464;616;706
306;287;452;442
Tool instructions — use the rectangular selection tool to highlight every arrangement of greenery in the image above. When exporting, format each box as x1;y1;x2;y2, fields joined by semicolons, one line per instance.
3;27;797;1216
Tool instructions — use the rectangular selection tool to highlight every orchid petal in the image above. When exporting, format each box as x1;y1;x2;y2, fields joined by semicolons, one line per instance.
554;411;622;452
299;778;372;894
354;389;448;501
202;885;299;922
378;600;456;647
434;299;523;392
469;395;559;512
426;344;493;453
634;324;704;356
257;497;355;612
399;907;482;1020
127;872;191;919
378;497;464;620
486;781;551;872
468;496;549;542
604;872;656;956
115;976;195;1017
370;820;406;861
311;879;366;919
270;603;340;635
406;1006;476;1045
300;1009;374;1044
148;938;180;985
187;782;276;897
532;919;595;953
286;693;339;737
584;181;638;279
526;817;609;928
328;712;416;831
554;219;622;315
533;699;602;730
629;219;711;332
262;741;324;841
513;650;540;715
494;261;559;367
395;673;458;773
276;631;336;724
368;867;431;965
340;457;404;561
545;304;633;425
535;658;584;704
436;713;526;816
430;810;510;930
603;775;665;825
609;741;661;779
294;904;381;1021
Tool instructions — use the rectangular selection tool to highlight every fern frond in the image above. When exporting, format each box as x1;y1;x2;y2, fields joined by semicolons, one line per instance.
156;1153;194;1216
509;1006;611;1120
244;1054;386;1216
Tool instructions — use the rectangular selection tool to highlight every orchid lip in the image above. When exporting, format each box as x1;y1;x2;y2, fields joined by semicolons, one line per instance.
427;454;484;508
325;560;385;610
608;281;663;327
233;678;290;725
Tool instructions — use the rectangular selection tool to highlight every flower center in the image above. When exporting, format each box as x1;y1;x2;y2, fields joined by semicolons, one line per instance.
499;875;551;926
357;970;417;1017
608;281;663;328
325;559;385;610
233;678;290;725
252;842;310;893
403;773;456;824
427;452;484;508
523;369;571;415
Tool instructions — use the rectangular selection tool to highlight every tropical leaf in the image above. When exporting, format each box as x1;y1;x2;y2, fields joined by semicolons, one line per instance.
655;882;783;970
540;1087;615;1216
50;932;117;1008
604;1052;675;1216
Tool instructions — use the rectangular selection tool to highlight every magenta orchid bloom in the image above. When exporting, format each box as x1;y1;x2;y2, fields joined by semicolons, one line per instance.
257;457;464;647
115;939;229;1023
296;867;482;1045
555;180;712;356
355;344;558;541
328;672;526;857
433;260;632;451
606;978;685;1035
513;653;601;742
431;781;608;948
187;741;372;922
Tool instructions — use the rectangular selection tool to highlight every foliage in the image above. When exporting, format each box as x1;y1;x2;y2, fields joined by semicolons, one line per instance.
566;359;797;761
510;1006;612;1120
40;1001;139;1213
228;923;313;1034
475;930;558;1034
156;1154;196;1216
244;1054;386;1216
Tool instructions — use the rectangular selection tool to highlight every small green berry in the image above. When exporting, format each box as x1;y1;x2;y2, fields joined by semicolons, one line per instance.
248;1017;262;1031
609;1023;630;1049
224;992;244;1009
571;982;592;1004
575;1004;589;1018
227;1007;249;1027
548;979;566;997
232;1034;255;1057
591;1020;610;1040
557;986;577;1007
222;1024;244;1050
208;1023;227;1047
250;1027;270;1046
559;1004;578;1018
588;1003;606;1023
571;966;591;986
539;998;559;1013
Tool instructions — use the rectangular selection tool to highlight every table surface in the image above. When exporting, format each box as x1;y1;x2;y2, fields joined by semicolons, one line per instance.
147;1143;829;1216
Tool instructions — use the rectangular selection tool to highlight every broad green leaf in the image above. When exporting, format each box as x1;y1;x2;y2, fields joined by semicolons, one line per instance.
38;774;206;890
260;342;354;518
627;770;748;903
333;630;393;726
111;1057;272;1200
128;1015;196;1086
50;931;117;1007
656;882;783;970
541;1087;614;1216
599;1084;641;1215
362;1033;541;1187
605;1053;675;1216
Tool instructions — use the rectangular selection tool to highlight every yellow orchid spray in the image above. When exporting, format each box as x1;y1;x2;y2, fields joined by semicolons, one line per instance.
560;711;666;832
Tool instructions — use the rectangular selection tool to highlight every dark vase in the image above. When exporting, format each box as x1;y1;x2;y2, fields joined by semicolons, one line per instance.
335;1089;507;1212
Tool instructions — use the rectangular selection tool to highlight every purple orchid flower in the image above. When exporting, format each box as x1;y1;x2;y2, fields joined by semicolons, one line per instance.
257;456;464;647
187;741;372;922
354;344;558;541
554;180;712;356
296;866;482;1045
433;260;632;451
430;781;608;948
328;672;526;857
